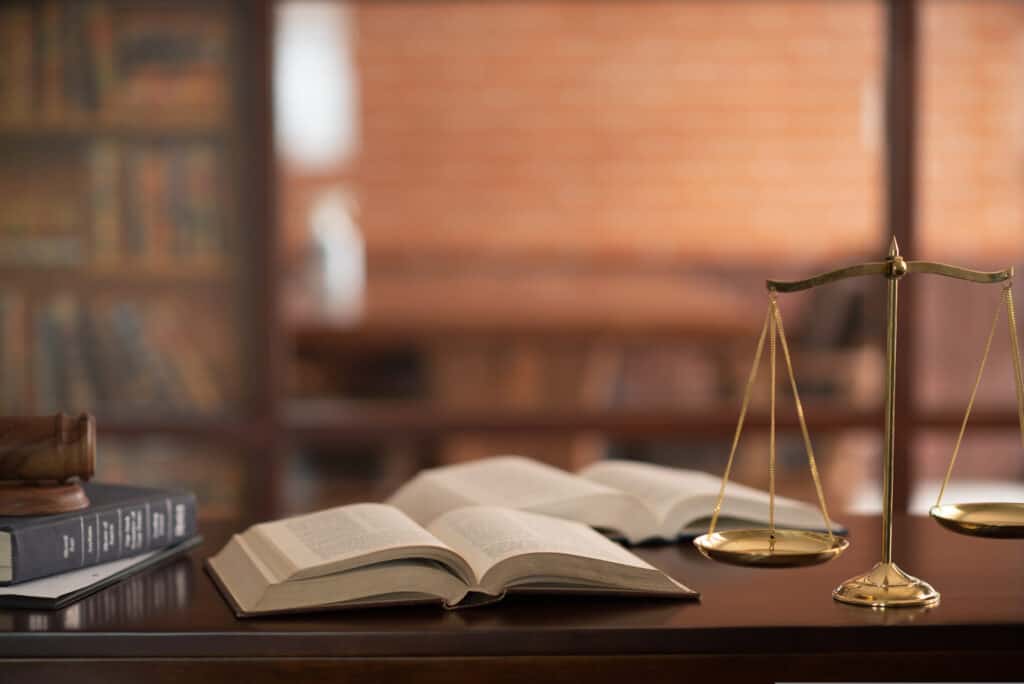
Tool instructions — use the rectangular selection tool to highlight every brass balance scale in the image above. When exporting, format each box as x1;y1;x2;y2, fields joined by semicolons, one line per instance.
693;237;1024;608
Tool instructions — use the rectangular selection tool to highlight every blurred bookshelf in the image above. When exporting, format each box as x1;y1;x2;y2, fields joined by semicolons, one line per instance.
0;1;275;520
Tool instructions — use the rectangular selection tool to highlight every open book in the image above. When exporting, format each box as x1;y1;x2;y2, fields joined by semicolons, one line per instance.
388;456;842;544
206;503;695;616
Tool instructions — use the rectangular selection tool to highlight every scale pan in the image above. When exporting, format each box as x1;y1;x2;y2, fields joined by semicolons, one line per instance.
929;502;1024;538
692;529;849;568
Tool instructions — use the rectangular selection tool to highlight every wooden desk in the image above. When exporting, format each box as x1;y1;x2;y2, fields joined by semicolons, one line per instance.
1;515;1021;683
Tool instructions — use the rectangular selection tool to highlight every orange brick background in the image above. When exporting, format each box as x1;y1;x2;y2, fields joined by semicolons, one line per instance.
281;0;882;268
920;0;1024;263
277;0;1024;507
918;1;1024;419
913;0;1024;500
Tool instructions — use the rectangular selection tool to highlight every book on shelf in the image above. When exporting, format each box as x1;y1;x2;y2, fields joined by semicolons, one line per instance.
32;295;229;414
0;535;200;610
0;4;34;123
89;140;120;261
0;0;229;126
0;482;198;585
94;139;225;267
113;4;229;118
0;151;85;267
0;139;225;269
0;293;26;413
118;141;225;265
206;503;696;617
388;456;845;545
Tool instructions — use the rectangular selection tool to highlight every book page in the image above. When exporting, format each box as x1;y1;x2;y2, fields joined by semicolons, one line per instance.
392;456;612;513
580;460;832;537
580;460;722;519
386;472;478;527
389;456;656;541
427;506;657;583
209;533;473;615
247;503;470;582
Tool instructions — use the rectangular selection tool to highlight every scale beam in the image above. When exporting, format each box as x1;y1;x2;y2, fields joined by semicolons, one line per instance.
767;263;888;292
905;261;1013;284
767;261;1012;293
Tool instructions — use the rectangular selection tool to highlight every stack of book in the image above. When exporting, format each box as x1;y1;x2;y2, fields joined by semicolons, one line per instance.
0;483;199;609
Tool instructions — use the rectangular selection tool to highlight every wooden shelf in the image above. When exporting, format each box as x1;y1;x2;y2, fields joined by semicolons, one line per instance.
916;408;1024;431
285;400;1024;445
0;265;233;293
285;399;886;442
0;117;227;139
290;271;765;353
101;417;268;444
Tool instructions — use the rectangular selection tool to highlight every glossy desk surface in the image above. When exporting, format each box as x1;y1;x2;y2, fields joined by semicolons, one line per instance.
1;515;1022;681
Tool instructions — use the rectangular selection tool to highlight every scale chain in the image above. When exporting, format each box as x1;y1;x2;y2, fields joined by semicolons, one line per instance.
769;293;777;540
935;287;1005;507
1005;285;1024;449
936;283;1024;508
708;294;836;542
771;297;836;541
708;306;770;536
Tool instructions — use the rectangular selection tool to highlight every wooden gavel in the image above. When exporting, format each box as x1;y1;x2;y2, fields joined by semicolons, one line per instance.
0;413;95;515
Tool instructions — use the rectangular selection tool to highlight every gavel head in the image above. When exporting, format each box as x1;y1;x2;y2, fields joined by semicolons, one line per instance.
0;413;96;484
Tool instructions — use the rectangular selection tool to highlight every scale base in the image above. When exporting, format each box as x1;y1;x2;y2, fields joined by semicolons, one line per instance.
833;562;939;608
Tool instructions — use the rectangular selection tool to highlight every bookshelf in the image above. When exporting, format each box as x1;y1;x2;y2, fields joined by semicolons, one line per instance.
0;1;277;519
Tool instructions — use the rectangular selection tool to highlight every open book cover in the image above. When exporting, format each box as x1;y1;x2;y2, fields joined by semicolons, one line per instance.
206;503;695;617
388;456;845;544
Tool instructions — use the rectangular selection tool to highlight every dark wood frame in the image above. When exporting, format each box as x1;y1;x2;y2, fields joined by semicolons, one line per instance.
886;0;919;517
106;1;281;518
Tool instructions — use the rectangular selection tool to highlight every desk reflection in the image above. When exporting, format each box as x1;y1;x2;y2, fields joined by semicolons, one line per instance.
0;556;194;632
832;601;938;626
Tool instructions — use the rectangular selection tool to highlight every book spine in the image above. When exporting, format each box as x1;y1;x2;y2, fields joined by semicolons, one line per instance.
39;1;62;122
0;294;22;414
33;300;58;412
89;1;115;115
89;140;121;264
4;491;198;585
0;5;34;123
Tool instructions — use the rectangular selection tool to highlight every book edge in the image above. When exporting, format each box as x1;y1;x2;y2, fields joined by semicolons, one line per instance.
204;559;450;618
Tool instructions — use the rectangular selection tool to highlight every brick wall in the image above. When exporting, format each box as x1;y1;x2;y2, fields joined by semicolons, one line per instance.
916;1;1024;481
281;0;883;268
920;0;1024;263
917;0;1024;435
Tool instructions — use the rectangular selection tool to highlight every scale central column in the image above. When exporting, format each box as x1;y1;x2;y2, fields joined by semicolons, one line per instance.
881;260;897;564
832;240;939;608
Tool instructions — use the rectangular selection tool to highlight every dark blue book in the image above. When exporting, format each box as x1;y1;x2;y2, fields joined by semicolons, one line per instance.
0;536;201;610
0;483;198;585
